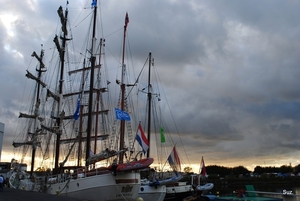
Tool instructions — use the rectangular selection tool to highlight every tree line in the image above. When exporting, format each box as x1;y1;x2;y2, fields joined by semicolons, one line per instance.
184;164;300;177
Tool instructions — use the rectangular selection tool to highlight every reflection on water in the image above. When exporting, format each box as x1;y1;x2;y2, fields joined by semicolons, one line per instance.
213;186;300;201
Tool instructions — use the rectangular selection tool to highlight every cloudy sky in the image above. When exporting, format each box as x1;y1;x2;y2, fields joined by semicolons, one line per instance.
0;0;300;171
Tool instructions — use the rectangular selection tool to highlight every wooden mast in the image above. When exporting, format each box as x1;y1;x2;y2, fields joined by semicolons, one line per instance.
146;52;152;158
77;59;85;167
118;12;129;164
94;38;104;155
54;5;69;172
13;48;46;175
30;47;45;175
85;0;97;167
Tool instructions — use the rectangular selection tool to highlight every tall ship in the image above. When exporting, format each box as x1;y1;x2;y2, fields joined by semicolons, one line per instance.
10;1;153;200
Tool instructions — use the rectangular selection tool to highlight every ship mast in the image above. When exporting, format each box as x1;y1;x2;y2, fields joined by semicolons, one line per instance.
94;38;104;154
30;47;45;175
146;52;152;158
54;5;69;171
118;12;129;164
85;0;97;167
12;46;46;176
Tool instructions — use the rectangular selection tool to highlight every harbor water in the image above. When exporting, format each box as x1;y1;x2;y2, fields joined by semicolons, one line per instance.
210;185;300;201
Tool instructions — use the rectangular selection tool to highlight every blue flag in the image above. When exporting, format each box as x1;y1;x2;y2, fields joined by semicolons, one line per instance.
115;108;131;121
73;94;81;120
91;0;96;8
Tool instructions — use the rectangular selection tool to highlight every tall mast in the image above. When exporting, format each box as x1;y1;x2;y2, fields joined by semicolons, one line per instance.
94;38;104;154
146;52;152;158
54;5;69;171
13;46;46;174
85;0;97;167
77;59;86;167
30;46;45;175
118;12;129;164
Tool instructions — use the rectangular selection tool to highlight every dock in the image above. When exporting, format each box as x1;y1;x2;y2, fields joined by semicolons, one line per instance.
0;187;93;201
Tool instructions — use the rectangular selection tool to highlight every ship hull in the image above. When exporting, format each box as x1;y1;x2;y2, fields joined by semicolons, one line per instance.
138;184;166;201
47;172;141;201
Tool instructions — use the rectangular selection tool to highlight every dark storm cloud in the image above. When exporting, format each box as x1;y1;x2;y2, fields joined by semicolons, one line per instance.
0;0;300;169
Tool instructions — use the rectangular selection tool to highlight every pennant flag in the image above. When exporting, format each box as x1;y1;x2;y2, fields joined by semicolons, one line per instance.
73;94;81;120
168;146;181;172
135;123;149;154
125;12;129;28
200;156;207;177
115;108;131;121
89;149;94;156
91;0;96;8
160;127;166;143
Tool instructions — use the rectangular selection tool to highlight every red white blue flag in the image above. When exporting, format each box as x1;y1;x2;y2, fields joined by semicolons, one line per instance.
135;123;149;154
167;146;181;172
200;156;207;177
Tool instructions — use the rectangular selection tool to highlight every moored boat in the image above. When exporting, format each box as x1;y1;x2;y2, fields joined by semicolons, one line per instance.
164;181;193;201
108;157;154;172
182;157;214;201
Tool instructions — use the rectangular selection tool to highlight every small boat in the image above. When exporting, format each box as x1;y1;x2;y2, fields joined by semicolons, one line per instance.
108;157;154;172
149;172;183;187
164;181;193;201
182;157;215;201
194;157;214;192
196;183;214;191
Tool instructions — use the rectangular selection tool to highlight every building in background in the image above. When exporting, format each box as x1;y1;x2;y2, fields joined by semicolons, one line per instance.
0;122;4;162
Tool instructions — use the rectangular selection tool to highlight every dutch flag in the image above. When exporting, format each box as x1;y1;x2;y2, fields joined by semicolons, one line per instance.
135;123;149;155
167;146;181;172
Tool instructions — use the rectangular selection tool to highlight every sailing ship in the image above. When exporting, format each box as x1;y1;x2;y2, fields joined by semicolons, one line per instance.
10;1;154;200
9;47;47;191
194;156;214;192
183;157;214;201
132;52;194;201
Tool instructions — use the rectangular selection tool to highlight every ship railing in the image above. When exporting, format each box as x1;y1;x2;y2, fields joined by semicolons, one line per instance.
47;167;111;184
